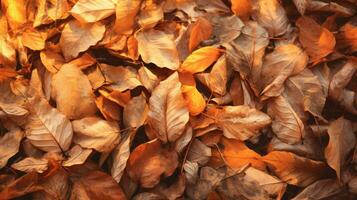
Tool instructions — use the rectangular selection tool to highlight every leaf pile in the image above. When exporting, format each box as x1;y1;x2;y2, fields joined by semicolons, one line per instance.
0;0;357;199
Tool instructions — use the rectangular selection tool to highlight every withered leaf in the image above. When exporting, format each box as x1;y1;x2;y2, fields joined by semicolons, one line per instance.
111;131;133;183
62;145;92;167
181;85;206;116
70;0;116;23
138;1;163;29
60;20;105;61
189;17;212;52
216;105;271;141
127;139;178;188
11;157;48;173
136;29;180;70
123;94;148;129
253;0;290;36
72;116;120;152
292;179;342;200
114;0;141;35
147;72;189;143
51;63;98;120
325;117;356;180
296;16;336;63
263;151;332;187
25;96;73;152
231;0;252;20
0;129;23;168
187;139;212;166
180;46;221;74
268;95;305;144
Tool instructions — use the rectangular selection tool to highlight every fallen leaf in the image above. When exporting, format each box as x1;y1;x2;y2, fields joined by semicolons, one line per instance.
111;131;133;183
325;117;356;180
11;157;48;173
22;29;47;51
267;95;305;144
180;46;221;73
293;0;310;15
51;63;98;120
72;116;120;152
187;139;212;165
40;50;65;73
181;85;206;116
253;0;290;36
189;17;212;52
114;0;141;35
138;1;163;29
209;138;266;171
62;145;92;167
216;105;272;141
70;170;127;200
138;66;159;93
60;20;105;61
25;96;73;152
70;0;116;23
231;0;252;20
263;151;332;187
127;139;178;188
123;94;148;128
337;17;357;53
0;129;23;168
147;72;189;143
296;16;336;63
292;179;342;200
260;44;308;100
136;29;180;70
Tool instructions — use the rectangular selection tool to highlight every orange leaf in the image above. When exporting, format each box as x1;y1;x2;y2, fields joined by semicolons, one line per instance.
181;85;206;116
189;17;212;52
231;0;252;20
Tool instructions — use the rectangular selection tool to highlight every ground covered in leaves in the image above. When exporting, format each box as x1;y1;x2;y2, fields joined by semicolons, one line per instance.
0;0;357;199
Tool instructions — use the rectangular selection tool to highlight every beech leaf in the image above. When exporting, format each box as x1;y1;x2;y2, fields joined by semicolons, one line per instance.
70;0;116;23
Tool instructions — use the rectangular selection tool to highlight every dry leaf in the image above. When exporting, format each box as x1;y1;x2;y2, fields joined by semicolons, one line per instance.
0;102;28;117
268;95;305;144
25;96;73;152
114;0;141;35
62;145;92;167
0;35;17;68
72;116;120;152
293;0;310;15
187;139;212;165
296;16;336;63
292;179;342;200
51;63;98;120
209;138;266;171
196;55;228;95
231;0;252;20
40;50;65;73
70;0;116;23
136;29;180;70
123;94;148;128
260;44;308;100
60;20;105;61
138;1;163;29
138;66;159;93
95;95;121;121
189;17;212;52
325;117;356;180
147;72;189;143
22;29;47;51
127;139;178;188
111;131;133;183
0;129;23;168
253;0;290;36
11;157;48;173
337;17;357;53
216;105;271;141
263;151;331;187
180;46;221;73
181;85;206;116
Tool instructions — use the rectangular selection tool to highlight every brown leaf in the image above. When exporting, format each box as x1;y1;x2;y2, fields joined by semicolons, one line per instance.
0;129;23;168
253;0;290;36
267;95;305;144
70;0;115;23
51;63;98;120
95;95;121;121
147;72;189;143
22;29;47;51
138;1;163;29
296;16;336;63
337;17;357;53
260;44;308;100
189;17;212;52
0;172;43;199
136;29;180;70
62;145;92;167
292;179;342;200
25;96;73;152
0;36;17;68
70;170;127;200
209;138;266;171
180;46;222;74
11;157;48;173
216;105;271;141
325;117;356;180
40;50;65;73
187;139;212;165
263;151;332;187
123;94;148;129
72;116;120;152
60;20;105;61
111;131;133;183
127;139;178;188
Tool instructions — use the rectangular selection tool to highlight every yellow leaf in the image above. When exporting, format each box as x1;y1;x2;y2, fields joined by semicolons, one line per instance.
182;85;206;116
180;46;222;73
